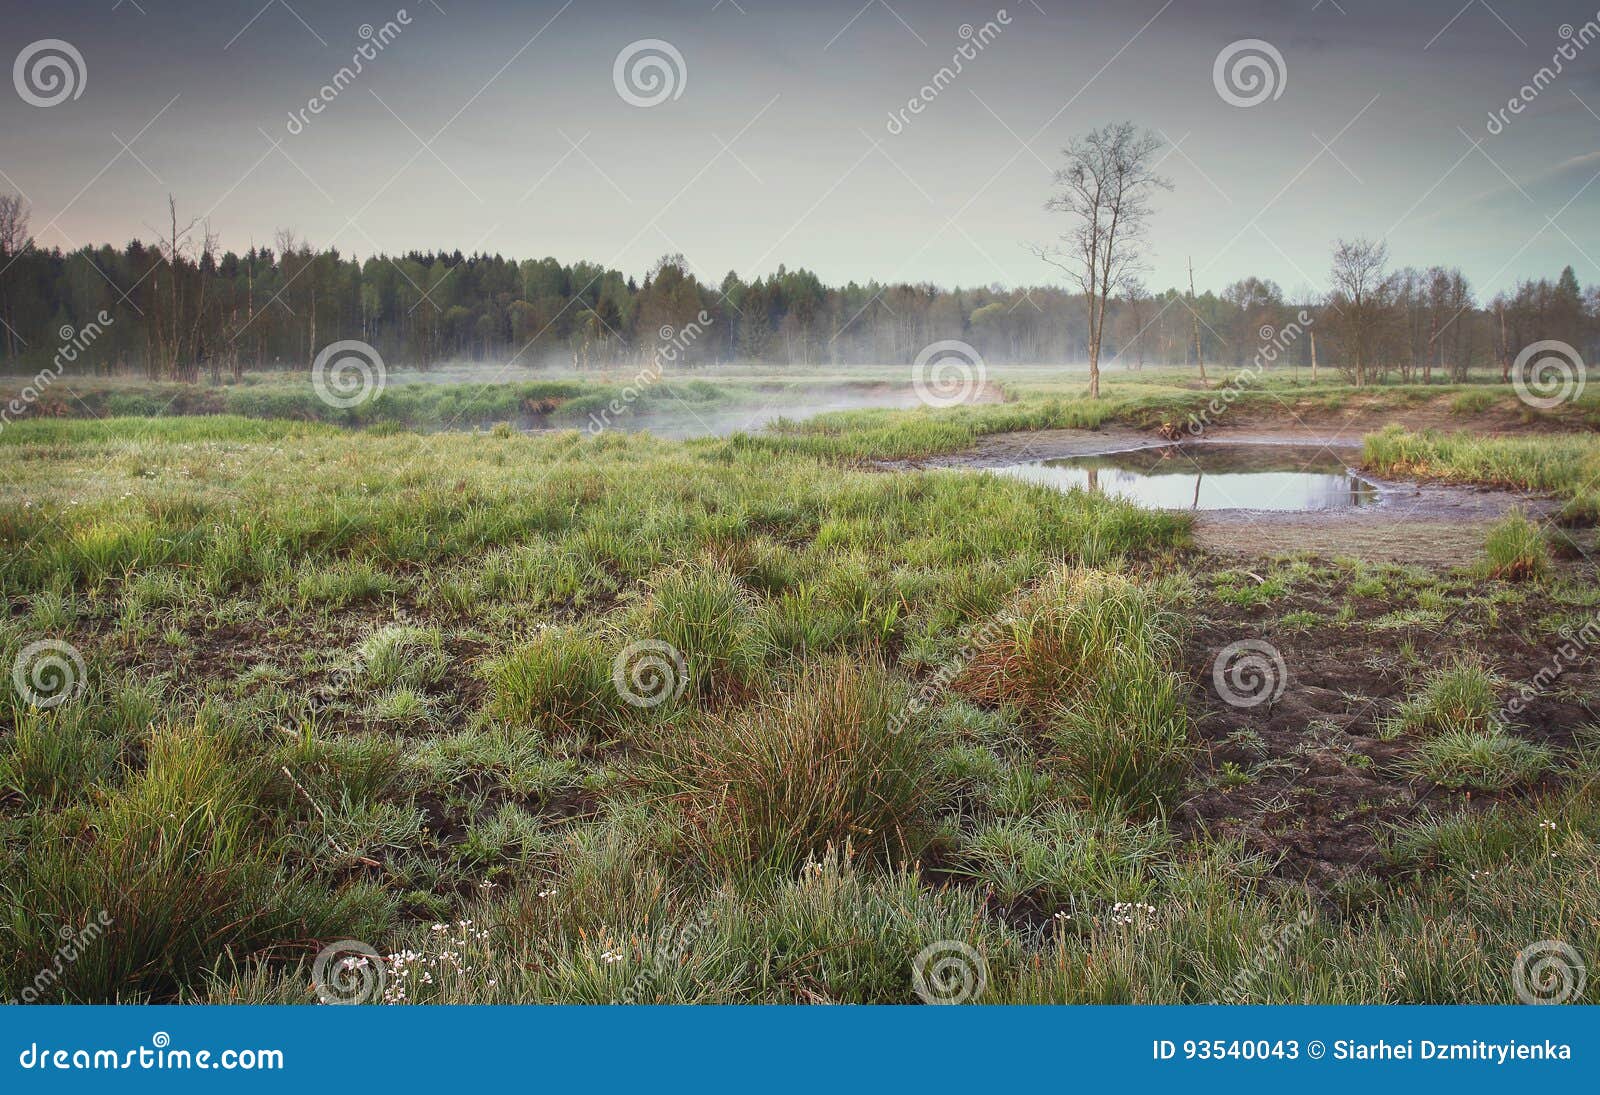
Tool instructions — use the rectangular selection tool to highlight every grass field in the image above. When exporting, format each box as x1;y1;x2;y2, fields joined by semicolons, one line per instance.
2;370;1597;1004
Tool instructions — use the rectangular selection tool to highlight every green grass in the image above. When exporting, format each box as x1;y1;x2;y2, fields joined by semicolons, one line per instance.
1389;658;1504;737
1364;426;1600;521
2;376;1595;1005
1482;510;1552;581
1406;729;1557;790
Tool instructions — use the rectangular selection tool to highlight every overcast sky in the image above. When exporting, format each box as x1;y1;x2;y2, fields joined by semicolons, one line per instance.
4;0;1599;296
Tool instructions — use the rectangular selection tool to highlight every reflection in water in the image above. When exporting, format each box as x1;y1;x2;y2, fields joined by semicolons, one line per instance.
992;444;1380;512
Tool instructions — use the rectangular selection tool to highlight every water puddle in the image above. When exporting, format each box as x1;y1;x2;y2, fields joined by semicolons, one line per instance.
991;443;1380;512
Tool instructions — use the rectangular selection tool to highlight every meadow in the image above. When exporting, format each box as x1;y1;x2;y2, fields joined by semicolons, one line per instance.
1;368;1596;1004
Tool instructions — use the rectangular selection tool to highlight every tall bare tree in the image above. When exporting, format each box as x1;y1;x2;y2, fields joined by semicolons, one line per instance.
1327;237;1395;387
1035;122;1170;398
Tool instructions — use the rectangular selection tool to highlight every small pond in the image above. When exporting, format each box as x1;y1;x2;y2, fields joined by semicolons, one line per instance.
991;443;1381;512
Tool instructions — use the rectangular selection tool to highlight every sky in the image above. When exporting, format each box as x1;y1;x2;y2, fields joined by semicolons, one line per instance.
3;0;1600;297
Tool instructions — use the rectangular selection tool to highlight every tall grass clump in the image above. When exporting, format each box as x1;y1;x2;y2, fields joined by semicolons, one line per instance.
1481;510;1550;580
486;626;627;737
648;658;933;873
1389;657;1503;736
628;563;765;699
0;718;380;1001
359;624;449;690
1405;728;1556;790
955;568;1189;813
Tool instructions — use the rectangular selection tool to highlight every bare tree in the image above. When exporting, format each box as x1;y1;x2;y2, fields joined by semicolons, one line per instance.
1120;277;1149;369
1035;122;1170;398
0;193;31;362
1327;237;1395;387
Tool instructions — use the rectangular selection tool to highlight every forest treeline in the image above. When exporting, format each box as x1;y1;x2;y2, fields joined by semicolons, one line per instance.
0;194;1594;383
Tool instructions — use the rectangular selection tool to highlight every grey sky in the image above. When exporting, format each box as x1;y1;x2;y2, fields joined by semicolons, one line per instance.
4;0;1599;296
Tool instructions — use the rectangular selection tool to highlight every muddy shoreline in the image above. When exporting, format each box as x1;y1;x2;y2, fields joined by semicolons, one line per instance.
894;425;1566;567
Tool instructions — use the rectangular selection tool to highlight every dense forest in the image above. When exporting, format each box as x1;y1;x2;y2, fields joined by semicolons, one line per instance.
0;194;1595;383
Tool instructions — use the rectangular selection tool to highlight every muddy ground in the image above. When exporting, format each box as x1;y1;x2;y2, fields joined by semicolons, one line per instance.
1174;557;1598;893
